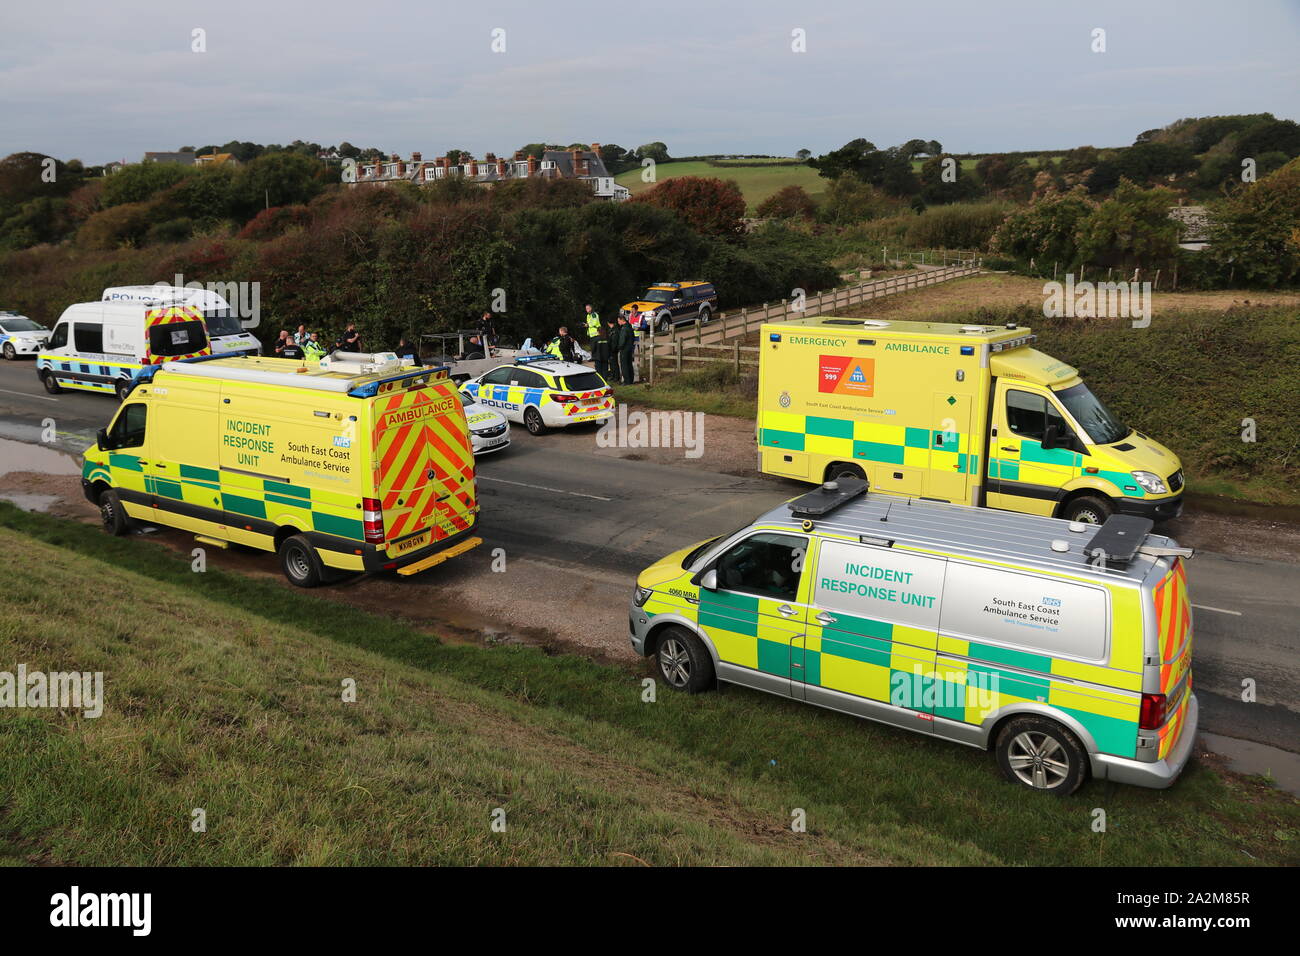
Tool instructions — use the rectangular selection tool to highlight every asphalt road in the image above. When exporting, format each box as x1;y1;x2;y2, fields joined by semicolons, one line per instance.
0;358;1296;761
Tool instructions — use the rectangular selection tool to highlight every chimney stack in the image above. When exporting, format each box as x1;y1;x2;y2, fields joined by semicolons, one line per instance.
497;156;507;176
514;150;524;161
527;154;537;176
572;147;583;176
412;151;422;163
468;156;478;176
591;143;602;158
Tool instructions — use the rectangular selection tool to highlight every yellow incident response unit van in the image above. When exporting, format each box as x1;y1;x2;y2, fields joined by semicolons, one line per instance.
81;352;481;587
758;317;1183;525
629;478;1198;795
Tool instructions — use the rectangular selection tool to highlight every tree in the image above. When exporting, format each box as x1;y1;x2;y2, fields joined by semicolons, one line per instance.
101;161;194;207
231;152;324;218
796;148;812;161
637;142;670;164
631;176;745;237
975;153;1029;193
1207;157;1300;286
337;142;361;160
1075;180;1179;271
919;155;980;205
818;175;891;225
991;188;1094;265
0;152;77;205
755;185;816;220
811;139;917;196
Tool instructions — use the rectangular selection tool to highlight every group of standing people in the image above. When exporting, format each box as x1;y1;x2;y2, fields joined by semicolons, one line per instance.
582;304;642;385
266;322;422;363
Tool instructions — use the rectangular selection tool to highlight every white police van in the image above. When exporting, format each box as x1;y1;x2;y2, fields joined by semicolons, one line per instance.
102;286;260;356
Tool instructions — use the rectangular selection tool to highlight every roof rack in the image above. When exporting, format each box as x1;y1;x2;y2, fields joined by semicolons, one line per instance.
788;477;869;518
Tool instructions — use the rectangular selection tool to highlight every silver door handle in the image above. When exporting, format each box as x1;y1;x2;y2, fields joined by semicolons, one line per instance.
816;612;837;625
777;605;796;617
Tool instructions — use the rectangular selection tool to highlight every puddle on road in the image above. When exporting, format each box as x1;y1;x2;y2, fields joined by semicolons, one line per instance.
0;437;81;477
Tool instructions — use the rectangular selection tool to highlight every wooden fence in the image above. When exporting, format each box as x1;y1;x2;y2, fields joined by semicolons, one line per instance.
639;263;981;382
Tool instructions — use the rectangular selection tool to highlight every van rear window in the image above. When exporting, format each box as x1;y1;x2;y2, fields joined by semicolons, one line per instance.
148;320;207;357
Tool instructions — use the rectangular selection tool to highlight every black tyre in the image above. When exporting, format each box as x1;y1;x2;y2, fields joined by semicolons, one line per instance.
654;626;715;694
98;488;132;536
826;462;866;483
523;406;547;435
41;371;62;394
698;307;711;325
115;378;134;402
657;313;672;334
995;716;1088;795
2;343;15;361
1061;494;1113;525
278;534;324;588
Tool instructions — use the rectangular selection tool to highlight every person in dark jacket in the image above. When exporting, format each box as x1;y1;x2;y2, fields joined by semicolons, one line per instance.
615;315;636;384
592;325;612;380
337;323;361;352
604;318;623;383
556;326;579;363
395;335;418;362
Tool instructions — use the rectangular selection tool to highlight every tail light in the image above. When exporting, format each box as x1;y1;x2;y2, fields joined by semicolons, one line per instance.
551;393;578;404
1139;693;1167;730
362;496;385;543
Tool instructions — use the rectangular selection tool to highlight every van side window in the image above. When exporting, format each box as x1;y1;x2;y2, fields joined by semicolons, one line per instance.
714;532;805;601
1006;390;1068;443
74;322;104;354
106;403;147;450
48;323;69;350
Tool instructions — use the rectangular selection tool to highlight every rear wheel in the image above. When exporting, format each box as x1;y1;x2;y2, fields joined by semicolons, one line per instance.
278;534;324;588
1061;494;1113;525
995;716;1088;795
654;627;715;694
98;488;131;536
523;406;547;435
2;343;15;361
41;371;62;394
826;462;866;483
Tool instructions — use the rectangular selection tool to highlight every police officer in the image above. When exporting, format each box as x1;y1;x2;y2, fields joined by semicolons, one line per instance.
583;304;601;345
615;315;636;384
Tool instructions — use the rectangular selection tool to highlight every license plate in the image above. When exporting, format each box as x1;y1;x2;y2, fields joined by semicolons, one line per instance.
487;437;507;446
390;530;430;555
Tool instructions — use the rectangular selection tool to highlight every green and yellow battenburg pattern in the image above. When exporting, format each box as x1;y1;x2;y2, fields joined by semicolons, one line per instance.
760;413;979;476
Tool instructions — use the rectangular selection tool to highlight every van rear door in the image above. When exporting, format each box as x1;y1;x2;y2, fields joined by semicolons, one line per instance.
372;375;476;556
1152;557;1193;760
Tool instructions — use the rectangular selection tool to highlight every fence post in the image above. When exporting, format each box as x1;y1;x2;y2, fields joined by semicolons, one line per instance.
675;340;682;373
648;335;655;384
733;341;740;375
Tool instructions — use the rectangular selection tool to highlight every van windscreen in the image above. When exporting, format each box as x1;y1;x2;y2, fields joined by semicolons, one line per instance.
204;309;245;337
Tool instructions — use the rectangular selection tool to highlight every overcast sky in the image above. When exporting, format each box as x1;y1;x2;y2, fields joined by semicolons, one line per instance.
2;0;1297;164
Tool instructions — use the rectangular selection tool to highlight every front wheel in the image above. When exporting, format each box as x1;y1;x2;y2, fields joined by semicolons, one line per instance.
115;378;134;402
654;627;715;694
99;488;132;536
657;314;672;334
995;716;1088;795
278;534;324;588
523;406;548;435
2;343;15;361
1061;494;1113;525
41;371;62;394
698;307;711;325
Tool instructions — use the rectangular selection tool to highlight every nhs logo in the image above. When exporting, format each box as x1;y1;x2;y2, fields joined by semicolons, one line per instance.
333;436;352;448
1042;597;1062;607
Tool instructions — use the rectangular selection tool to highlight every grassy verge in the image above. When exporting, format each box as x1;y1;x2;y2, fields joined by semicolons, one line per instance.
1;505;1296;866
614;364;757;419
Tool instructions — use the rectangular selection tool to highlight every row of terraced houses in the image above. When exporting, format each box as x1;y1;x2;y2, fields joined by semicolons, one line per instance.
348;143;630;201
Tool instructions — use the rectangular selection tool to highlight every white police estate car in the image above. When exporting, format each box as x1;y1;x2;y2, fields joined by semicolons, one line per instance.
459;389;511;455
0;313;51;360
461;357;614;435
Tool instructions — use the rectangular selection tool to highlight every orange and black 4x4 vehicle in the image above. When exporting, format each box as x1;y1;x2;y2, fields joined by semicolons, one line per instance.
620;281;718;334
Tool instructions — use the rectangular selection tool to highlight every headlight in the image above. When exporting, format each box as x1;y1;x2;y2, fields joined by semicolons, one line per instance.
1132;471;1168;495
632;586;652;607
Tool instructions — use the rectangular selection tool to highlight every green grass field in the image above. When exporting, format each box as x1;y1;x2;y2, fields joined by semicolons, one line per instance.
615;160;827;212
1;504;1296;866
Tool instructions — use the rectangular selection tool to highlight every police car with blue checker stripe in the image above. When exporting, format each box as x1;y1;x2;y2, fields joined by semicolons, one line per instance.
0;312;51;360
461;357;615;435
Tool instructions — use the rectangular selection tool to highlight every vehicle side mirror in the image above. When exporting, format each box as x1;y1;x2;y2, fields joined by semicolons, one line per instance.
697;569;718;591
1042;424;1060;450
96;427;108;451
673;296;683;303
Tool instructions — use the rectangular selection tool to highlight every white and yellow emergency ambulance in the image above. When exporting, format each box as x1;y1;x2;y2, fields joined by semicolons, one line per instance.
629;477;1197;795
38;300;211;400
758;317;1183;525
81;351;481;587
461;356;614;435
